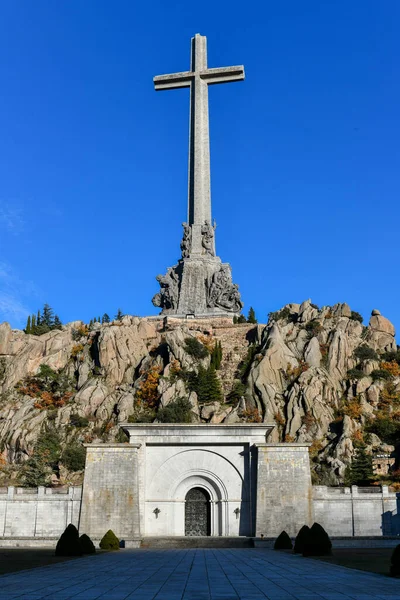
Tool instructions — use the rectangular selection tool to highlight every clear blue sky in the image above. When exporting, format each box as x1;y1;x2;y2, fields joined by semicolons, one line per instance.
0;1;399;332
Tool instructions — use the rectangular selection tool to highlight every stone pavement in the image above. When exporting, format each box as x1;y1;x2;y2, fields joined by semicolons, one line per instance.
0;548;399;600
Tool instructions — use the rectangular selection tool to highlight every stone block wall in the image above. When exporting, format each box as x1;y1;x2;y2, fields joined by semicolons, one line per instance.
256;444;314;537
313;485;400;536
79;444;141;541
0;486;81;539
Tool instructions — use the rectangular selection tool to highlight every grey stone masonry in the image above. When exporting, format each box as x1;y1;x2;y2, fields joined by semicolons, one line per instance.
80;444;141;541
152;35;244;317
255;444;314;537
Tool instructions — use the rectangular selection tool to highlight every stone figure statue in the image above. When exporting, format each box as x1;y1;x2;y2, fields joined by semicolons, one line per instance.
201;220;215;256
180;222;192;258
152;267;180;310
207;266;243;313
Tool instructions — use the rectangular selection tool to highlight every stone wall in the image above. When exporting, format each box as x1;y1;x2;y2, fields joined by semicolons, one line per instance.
256;444;314;537
0;486;81;540
313;485;400;537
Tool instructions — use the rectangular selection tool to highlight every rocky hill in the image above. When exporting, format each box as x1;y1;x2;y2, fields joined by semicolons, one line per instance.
0;300;399;487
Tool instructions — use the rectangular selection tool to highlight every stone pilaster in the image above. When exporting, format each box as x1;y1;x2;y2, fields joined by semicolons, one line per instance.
255;444;314;537
80;444;141;541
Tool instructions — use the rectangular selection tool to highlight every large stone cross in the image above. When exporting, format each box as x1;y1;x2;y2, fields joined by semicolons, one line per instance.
154;34;244;256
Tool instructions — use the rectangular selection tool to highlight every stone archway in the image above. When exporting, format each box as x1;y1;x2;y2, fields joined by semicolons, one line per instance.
185;487;211;536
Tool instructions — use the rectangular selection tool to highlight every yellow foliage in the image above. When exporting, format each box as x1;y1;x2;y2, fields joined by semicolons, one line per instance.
284;434;295;443
197;334;214;352
380;382;400;408
380;361;400;378
71;344;84;358
242;408;262;423
342;398;363;420
274;412;286;427
309;439;324;458
285;360;309;381
136;366;162;408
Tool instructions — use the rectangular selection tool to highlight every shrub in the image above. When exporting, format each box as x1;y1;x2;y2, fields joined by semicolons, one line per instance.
302;523;332;556
293;525;310;554
70;414;89;428
135;365;162;407
236;345;260;380
227;380;246;403
305;320;323;337
380;361;400;378
371;369;392;382
157;398;193;423
79;533;96;554
350;311;363;323
381;350;400;364
390;544;400;577
273;530;292;550
353;345;378;362
346;368;365;380
61;444;86;471
268;307;292;322
55;524;82;556
184;337;209;359
367;414;400;445
100;529;120;550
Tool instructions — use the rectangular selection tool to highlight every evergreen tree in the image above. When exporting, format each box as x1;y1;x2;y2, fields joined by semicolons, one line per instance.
210;341;223;370
237;314;247;324
115;308;124;321
98;316;101;323
346;447;374;486
25;315;31;334
195;365;223;404
37;309;41;326
89;319;93;327
53;315;62;330
233;315;238;324
247;307;258;324
42;303;55;328
31;314;36;332
102;313;110;324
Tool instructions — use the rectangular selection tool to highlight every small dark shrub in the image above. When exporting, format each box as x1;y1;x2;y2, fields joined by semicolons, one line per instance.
100;529;120;550
184;337;209;359
354;345;378;362
371;369;392;382
302;522;332;556
61;444;86;471
293;525;310;554
274;530;292;550
80;533;96;554
350;311;363;323
347;368;365;380
55;524;82;556
390;543;400;577
70;414;89;427
157;398;193;423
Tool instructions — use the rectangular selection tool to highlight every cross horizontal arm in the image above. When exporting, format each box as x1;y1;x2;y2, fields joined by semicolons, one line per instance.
154;71;194;90
200;65;245;85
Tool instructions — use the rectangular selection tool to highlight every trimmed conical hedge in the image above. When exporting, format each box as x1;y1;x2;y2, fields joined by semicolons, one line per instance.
274;530;293;550
390;543;400;577
302;522;332;556
55;524;83;557
100;529;120;550
293;525;310;554
80;533;96;554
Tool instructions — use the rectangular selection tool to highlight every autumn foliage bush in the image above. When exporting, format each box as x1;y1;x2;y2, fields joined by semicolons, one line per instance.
16;364;74;410
135;365;162;407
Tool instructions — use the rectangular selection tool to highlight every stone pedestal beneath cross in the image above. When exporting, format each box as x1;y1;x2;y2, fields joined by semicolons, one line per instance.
152;34;244;317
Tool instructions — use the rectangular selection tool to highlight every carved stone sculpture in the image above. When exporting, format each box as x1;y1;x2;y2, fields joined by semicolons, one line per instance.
152;268;180;311
180;223;192;258
207;266;243;313
201;220;215;257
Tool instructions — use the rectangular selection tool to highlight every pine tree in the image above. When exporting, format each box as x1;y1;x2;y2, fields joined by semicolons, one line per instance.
237;314;247;323
37;310;41;326
247;307;258;324
42;304;54;328
89;319;93;327
31;314;36;333
115;309;124;321
210;341;223;370
54;315;62;330
102;313;110;324
98;316;101;324
346;447;374;486
25;315;31;334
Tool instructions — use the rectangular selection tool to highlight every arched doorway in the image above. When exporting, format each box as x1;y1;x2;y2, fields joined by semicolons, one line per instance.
185;487;211;536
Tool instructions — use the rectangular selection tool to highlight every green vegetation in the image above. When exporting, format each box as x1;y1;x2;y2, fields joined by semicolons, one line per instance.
371;369;392;382
55;524;82;557
61;444;86;471
268;307;291;322
114;309;124;321
350;311;363;323
367;414;400;445
101;313;110;323
16;364;74;410
233;314;247;324
305;320;323;337
353;345;378;362
23;427;62;487
293;525;311;554
79;534;96;554
344;447;373;486
237;344;260;380
184;337;209;359
227;380;246;403
157;398;193;423
100;529;120;550
70;414;89;428
346;368;365;380
247;307;257;324
273;530;292;550
210;341;222;370
187;365;223;404
25;304;62;336
381;349;400;364
302;523;332;557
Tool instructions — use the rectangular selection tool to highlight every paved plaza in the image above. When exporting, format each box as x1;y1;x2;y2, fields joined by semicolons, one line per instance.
0;548;399;600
